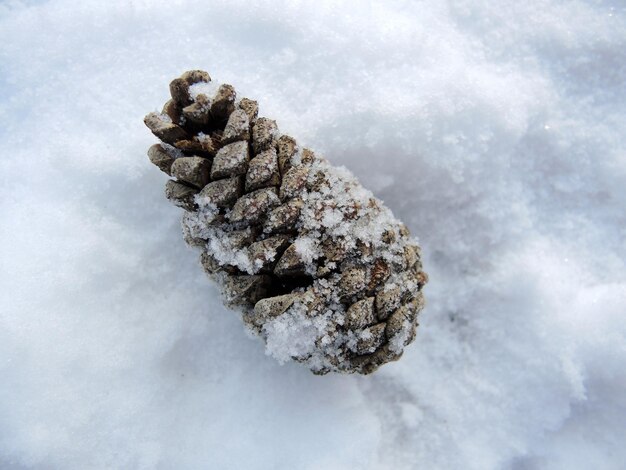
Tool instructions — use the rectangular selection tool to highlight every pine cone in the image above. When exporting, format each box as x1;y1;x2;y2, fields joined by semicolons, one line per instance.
144;70;428;375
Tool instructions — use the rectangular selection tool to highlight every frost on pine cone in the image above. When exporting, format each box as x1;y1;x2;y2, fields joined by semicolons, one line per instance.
144;70;428;374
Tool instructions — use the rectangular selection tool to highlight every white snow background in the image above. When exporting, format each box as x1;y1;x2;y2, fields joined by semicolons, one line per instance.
1;1;625;469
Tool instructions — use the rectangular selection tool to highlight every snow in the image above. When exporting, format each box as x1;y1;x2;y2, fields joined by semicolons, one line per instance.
293;235;319;266
188;81;220;103
1;0;625;469
263;305;331;366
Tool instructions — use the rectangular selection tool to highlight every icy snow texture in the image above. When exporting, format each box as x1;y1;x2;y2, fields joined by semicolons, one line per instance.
0;0;625;469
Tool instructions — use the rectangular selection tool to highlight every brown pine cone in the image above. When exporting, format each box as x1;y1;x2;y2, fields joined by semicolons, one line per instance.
144;70;428;375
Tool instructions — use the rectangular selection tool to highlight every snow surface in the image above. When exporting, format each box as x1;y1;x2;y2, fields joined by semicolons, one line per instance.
1;0;625;469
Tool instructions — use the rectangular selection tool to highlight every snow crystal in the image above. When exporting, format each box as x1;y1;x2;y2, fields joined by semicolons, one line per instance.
263;307;328;364
188;80;220;102
388;319;412;354
293;235;318;265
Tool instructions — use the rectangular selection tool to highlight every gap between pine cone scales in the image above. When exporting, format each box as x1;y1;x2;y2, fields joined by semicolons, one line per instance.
144;70;428;375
